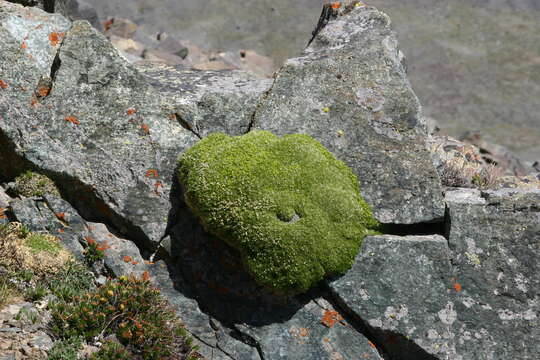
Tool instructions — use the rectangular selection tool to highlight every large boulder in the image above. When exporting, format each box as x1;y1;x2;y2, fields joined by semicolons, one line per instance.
253;4;444;224
0;2;198;249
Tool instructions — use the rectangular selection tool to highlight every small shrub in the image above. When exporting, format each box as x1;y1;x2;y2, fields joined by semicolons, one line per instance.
47;261;95;302
89;340;131;360
24;283;47;302
0;277;19;309
12;170;60;197
84;238;106;265
49;275;198;360
46;336;82;360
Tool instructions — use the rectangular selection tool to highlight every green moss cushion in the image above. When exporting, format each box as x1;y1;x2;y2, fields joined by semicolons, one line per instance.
178;130;379;294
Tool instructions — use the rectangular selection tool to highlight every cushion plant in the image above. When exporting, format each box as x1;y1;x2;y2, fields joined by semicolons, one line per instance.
178;130;379;294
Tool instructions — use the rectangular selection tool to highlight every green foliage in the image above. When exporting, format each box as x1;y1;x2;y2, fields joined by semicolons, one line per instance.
0;277;19;309
84;239;105;265
178;130;379;294
24;283;47;302
25;233;63;255
47;261;95;302
13;170;60;197
49;275;198;360
89;341;131;360
46;336;82;360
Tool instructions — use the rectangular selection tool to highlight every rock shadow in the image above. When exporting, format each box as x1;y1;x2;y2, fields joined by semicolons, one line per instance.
162;168;315;328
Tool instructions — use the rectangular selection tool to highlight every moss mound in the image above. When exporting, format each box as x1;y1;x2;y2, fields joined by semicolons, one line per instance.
178;130;379;294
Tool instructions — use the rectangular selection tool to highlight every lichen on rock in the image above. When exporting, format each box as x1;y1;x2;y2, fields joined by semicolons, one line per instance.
178;130;379;294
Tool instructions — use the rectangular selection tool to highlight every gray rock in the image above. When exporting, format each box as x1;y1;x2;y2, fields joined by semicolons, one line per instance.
137;62;272;138
86;221;150;278
0;3;198;250
0;186;12;209
55;0;101;30
445;188;540;359
9;196;87;259
327;235;457;359
253;5;444;224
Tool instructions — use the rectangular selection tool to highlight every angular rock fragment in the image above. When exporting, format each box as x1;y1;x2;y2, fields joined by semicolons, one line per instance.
446;188;540;359
137;62;272;138
253;5;444;224
327;235;457;359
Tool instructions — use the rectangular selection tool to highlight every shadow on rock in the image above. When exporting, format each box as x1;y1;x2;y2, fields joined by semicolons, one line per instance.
161;174;314;327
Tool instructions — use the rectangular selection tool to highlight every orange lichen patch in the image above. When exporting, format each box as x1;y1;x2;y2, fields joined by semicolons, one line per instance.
0;80;8;89
330;2;341;9
55;212;67;221
145;169;158;178
64;116;80;125
126;108;137;116
323;337;330;343
48;32;65;46
321;310;343;328
37;85;51;97
96;240;110;252
131;260;139;265
453;282;462;292
103;19;114;31
58;228;65;233
21;42;27;49
123;255;133;263
0;208;6;219
154;181;163;190
367;340;376;349
141;270;150;281
30;97;39;107
84;236;96;245
141;123;150;134
144;260;154;265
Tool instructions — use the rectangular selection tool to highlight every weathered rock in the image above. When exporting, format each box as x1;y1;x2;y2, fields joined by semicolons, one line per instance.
137;63;272;137
445;188;540;359
217;50;275;78
253;5;444;224
103;17;137;39
54;0;101;30
327;235;457;359
0;2;198;249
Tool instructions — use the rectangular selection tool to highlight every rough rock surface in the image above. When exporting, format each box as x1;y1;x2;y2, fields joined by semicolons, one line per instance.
327;188;539;360
0;2;198;250
137;63;272;138
327;235;457;359
254;5;444;224
445;188;539;359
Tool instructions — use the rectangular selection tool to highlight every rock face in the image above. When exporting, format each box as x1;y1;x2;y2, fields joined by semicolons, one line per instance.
0;1;198;250
137;63;272;138
254;5;444;224
328;235;457;360
1;2;538;360
445;188;539;359
327;189;539;360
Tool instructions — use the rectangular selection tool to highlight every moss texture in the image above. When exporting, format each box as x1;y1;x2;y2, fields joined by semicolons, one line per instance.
178;130;379;294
